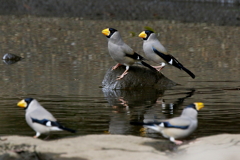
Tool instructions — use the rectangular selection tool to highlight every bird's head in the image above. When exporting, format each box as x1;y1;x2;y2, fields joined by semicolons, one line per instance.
138;30;154;40
102;28;118;38
185;102;204;111
17;98;34;110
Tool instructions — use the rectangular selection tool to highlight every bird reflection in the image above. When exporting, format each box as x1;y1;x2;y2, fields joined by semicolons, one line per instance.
102;88;195;137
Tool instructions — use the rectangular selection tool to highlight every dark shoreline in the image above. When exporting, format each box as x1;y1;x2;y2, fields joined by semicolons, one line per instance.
0;0;239;26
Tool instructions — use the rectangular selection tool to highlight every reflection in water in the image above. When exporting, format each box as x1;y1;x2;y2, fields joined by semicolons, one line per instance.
103;88;195;137
103;88;164;135
2;53;23;65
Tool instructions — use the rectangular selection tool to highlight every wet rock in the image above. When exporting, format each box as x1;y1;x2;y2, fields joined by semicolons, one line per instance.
2;53;23;65
102;65;176;90
2;53;22;60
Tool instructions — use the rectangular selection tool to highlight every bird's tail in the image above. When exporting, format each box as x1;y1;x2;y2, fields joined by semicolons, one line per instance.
181;66;195;79
130;121;162;132
59;126;77;133
171;56;195;79
140;61;157;72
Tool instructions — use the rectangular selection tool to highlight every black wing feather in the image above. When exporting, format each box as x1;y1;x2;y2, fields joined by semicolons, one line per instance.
140;61;157;72
125;52;145;61
31;118;76;133
130;121;189;129
152;47;195;78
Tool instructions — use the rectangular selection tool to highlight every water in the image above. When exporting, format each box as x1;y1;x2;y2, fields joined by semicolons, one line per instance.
0;13;240;141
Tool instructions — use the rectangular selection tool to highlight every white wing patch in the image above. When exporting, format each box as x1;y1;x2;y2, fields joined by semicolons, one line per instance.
46;121;52;127
160;123;165;127
169;59;173;65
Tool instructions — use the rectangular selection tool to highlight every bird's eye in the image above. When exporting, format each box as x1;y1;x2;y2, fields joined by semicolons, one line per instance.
109;28;117;33
145;30;154;35
25;98;33;104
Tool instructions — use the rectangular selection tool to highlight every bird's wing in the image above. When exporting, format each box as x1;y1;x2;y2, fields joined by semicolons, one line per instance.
152;47;195;78
152;47;179;67
163;117;191;129
31;117;59;127
28;107;57;121
31;117;76;133
120;43;145;61
125;52;145;61
130;118;190;131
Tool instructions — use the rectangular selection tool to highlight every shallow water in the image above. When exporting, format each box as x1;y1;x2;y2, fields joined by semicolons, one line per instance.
0;14;240;142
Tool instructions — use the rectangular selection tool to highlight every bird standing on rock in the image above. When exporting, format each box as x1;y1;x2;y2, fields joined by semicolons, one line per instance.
102;28;157;80
139;30;195;79
131;102;204;145
17;98;76;138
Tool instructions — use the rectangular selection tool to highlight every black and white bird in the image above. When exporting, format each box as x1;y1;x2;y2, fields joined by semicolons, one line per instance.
139;30;195;79
17;98;76;138
102;28;157;80
131;102;204;144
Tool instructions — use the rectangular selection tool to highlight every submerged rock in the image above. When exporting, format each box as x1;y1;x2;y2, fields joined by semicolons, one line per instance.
102;65;176;90
2;53;23;65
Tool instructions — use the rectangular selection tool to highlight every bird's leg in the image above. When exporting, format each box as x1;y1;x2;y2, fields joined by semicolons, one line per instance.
112;63;122;70
174;140;183;145
170;137;183;145
116;70;128;80
116;66;129;80
118;97;128;107
153;62;166;71
153;66;164;71
33;132;41;138
44;135;51;140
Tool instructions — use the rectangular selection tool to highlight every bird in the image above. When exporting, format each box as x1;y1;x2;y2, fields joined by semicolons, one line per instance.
17;98;76;138
130;102;204;145
102;28;157;80
138;30;195;79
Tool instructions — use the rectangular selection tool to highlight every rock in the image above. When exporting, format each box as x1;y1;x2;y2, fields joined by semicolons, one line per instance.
1;134;240;160
0;135;169;160
102;65;176;90
2;53;23;65
176;134;240;160
2;53;22;60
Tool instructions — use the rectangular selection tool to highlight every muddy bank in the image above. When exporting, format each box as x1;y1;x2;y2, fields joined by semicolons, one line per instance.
0;134;240;160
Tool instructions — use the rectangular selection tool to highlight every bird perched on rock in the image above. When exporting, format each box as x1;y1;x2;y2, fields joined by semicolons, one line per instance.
138;30;195;79
17;98;76;138
102;28;157;80
131;102;204;144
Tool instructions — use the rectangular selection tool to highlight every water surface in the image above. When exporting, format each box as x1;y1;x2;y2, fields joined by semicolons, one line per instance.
0;15;240;141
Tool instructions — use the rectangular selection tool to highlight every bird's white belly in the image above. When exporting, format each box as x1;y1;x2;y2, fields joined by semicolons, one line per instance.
29;122;51;134
162;125;197;139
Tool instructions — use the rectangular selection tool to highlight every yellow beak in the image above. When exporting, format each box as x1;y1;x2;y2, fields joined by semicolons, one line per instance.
102;28;110;36
194;102;204;111
138;31;147;38
17;99;27;108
